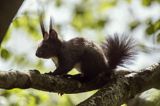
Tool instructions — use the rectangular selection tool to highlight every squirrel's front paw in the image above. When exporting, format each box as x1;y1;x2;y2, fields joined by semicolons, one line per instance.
29;69;40;74
62;74;73;79
44;71;55;75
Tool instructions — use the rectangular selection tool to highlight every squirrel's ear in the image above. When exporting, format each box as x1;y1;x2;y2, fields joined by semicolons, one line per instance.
39;12;49;39
49;18;58;39
40;20;49;40
49;29;58;39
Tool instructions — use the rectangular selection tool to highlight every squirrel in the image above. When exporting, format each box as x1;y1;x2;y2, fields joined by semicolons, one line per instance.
36;18;135;82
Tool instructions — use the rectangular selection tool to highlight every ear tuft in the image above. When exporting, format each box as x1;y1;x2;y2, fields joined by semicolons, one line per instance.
40;21;49;39
49;17;58;39
49;17;53;33
39;13;49;39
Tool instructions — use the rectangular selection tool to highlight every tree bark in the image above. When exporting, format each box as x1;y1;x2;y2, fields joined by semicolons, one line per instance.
0;69;108;93
0;63;160;106
78;63;160;106
0;0;23;45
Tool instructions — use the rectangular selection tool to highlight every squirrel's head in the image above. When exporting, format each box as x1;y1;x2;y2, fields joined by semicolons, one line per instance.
36;18;62;59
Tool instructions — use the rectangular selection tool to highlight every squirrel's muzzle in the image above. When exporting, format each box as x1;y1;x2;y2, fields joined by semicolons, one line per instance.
36;51;43;57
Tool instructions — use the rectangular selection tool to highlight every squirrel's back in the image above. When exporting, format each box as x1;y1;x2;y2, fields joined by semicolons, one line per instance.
63;37;106;62
63;35;135;72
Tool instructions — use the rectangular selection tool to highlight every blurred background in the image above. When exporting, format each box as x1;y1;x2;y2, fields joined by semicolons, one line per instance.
0;0;160;106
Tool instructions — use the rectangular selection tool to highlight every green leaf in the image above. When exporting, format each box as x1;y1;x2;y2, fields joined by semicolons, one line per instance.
99;1;116;12
154;19;160;31
142;0;152;6
145;19;160;35
129;20;140;30
146;24;155;35
0;48;11;60
156;33;160;43
55;0;62;7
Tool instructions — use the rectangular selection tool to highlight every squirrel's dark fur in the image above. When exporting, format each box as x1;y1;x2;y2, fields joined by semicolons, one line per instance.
36;19;135;82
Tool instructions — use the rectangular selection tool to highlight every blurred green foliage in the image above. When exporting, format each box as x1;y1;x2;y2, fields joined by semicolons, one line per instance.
0;89;56;106
157;33;160;43
55;0;62;7
71;1;115;31
0;0;160;106
145;19;160;35
13;14;41;41
129;20;140;30
0;48;11;60
141;0;160;6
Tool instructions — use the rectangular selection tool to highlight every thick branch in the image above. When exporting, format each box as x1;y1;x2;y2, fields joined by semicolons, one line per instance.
0;63;160;106
0;70;107;94
0;0;23;45
78;63;160;106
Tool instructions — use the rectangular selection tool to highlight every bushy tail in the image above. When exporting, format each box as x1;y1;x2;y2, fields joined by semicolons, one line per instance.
102;34;136;69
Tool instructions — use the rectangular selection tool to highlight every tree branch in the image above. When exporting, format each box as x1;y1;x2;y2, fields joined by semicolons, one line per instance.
0;0;23;45
0;70;107;93
78;63;160;106
0;63;160;106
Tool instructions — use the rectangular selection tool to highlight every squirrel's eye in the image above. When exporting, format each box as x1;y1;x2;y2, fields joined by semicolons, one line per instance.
43;44;49;48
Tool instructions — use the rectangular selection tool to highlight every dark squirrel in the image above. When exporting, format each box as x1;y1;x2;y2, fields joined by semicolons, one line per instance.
36;19;135;82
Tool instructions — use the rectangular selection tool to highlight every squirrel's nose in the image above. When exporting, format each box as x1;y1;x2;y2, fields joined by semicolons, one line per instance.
36;51;43;57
